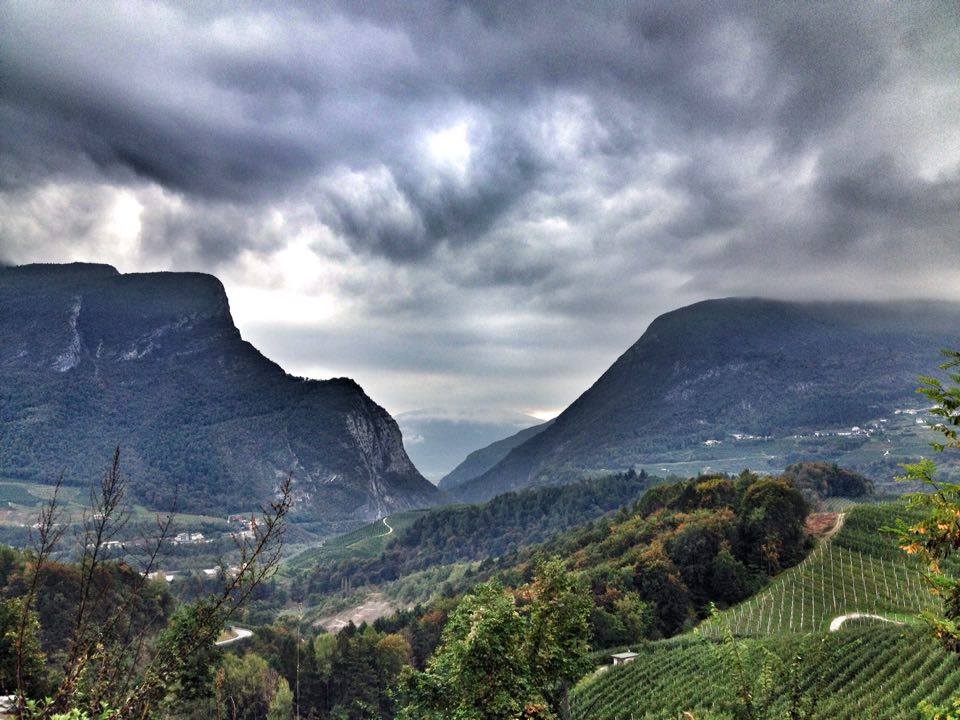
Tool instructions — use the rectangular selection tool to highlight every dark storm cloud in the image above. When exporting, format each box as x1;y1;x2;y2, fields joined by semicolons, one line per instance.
3;1;933;256
1;0;958;413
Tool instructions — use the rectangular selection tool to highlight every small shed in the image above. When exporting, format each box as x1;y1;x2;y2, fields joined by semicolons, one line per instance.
611;651;639;666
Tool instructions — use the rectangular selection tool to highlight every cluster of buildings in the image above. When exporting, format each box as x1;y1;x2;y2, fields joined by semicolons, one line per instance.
228;513;257;540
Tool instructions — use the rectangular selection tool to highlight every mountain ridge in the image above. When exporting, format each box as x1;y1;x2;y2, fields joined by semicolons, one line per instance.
452;297;960;503
0;262;439;528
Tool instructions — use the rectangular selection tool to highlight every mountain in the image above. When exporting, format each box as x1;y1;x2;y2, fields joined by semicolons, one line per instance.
0;263;438;528
452;298;960;504
396;410;541;481
438;420;553;490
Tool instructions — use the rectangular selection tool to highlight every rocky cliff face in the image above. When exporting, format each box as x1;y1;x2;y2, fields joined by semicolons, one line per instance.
0;263;438;528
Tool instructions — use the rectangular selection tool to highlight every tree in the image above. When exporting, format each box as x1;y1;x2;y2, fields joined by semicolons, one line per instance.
0;598;46;699
397;562;593;720
10;449;292;719
612;592;653;642
522;561;592;720
738;478;809;573
216;652;291;720
895;349;960;653
397;582;552;720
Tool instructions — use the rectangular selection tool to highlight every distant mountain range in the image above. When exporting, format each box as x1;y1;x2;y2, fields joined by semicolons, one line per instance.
451;298;960;504
396;410;541;482
8;270;959;524
0;263;438;529
438;420;552;490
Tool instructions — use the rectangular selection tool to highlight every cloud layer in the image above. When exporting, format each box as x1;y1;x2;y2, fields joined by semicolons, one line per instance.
2;0;958;416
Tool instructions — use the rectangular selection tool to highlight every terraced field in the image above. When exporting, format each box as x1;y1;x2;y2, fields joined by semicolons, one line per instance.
571;625;960;720
284;510;429;572
0;482;47;507
698;504;941;637
574;502;960;718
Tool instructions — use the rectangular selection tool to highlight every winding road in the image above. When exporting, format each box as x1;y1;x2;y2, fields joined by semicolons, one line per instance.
816;514;906;632
215;626;253;646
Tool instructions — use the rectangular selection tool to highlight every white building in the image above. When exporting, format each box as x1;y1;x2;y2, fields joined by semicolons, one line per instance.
611;651;639;666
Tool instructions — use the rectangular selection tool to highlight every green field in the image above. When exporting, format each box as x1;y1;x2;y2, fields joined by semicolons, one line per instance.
633;410;959;490
574;502;960;718
572;625;960;719
0;482;49;507
698;504;942;637
283;510;430;573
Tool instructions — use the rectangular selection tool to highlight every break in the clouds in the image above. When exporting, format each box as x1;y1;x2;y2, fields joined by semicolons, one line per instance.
1;1;959;418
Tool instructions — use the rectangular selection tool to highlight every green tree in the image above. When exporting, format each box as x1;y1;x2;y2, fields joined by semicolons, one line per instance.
523;561;592;719
0;597;46;698
896;349;960;653
738;478;809;573
396;582;552;720
398;563;592;720
612;592;653;643
216;652;291;720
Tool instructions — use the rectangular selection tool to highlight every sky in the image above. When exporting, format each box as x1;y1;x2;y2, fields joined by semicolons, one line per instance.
2;1;959;421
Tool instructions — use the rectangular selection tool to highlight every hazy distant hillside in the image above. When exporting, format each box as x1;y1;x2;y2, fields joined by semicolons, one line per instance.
453;298;960;503
0;263;438;527
438;420;553;490
396;410;541;481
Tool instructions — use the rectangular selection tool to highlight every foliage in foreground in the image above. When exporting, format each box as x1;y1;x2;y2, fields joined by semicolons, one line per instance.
397;561;591;720
2;450;291;720
894;349;960;715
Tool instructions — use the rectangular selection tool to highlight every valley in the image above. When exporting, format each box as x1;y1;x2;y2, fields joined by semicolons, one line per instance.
2;265;958;719
631;406;948;489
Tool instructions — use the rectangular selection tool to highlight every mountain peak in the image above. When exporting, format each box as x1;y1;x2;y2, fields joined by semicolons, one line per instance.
4;261;120;279
0;263;438;527
452;297;960;503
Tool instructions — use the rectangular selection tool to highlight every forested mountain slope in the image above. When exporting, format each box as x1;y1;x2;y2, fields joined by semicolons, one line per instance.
295;470;659;601
454;298;960;503
0;263;438;526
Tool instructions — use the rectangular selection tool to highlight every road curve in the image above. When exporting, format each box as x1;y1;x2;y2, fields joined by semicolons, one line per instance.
215;626;253;646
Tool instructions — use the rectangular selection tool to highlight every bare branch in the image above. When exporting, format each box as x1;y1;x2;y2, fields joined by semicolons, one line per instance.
15;473;65;716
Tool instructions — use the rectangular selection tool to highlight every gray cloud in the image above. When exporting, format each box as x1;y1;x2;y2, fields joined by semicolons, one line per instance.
1;0;958;416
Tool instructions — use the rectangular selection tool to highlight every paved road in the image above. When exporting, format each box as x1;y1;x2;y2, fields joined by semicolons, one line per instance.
215;626;253;646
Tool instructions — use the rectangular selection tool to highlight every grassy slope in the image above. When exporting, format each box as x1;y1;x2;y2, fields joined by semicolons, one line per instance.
283;510;430;572
573;502;960;719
